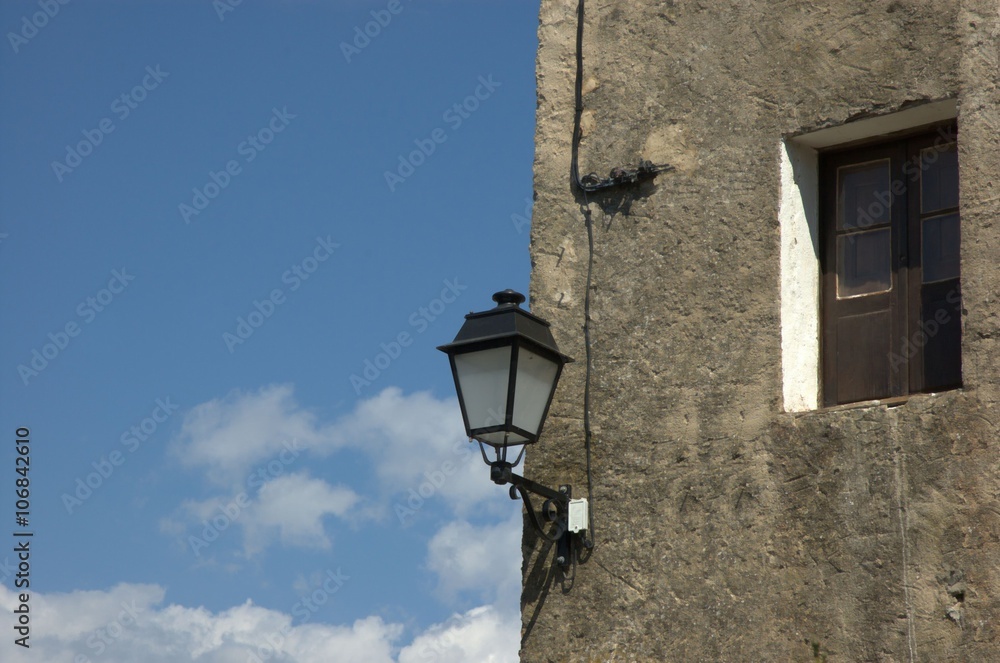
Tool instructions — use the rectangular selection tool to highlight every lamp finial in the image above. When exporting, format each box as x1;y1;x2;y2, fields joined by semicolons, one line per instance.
492;289;525;307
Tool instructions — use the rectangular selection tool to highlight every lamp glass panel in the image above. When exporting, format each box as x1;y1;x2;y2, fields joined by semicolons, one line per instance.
453;346;512;431
511;347;560;436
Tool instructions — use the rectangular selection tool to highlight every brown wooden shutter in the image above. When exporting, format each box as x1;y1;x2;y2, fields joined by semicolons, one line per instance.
821;123;961;407
821;143;908;406
906;127;961;392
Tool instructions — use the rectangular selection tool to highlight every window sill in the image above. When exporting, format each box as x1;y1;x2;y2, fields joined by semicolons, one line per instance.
788;389;963;418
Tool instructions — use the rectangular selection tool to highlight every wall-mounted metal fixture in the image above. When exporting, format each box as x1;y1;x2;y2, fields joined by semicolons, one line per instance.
438;290;588;567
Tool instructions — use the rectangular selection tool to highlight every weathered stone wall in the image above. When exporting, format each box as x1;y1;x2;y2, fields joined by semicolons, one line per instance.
524;1;1000;661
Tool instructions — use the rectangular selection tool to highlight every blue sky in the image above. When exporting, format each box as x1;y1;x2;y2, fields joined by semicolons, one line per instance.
0;1;539;660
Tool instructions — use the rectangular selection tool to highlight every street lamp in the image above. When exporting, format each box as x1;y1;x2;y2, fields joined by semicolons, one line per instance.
438;289;588;567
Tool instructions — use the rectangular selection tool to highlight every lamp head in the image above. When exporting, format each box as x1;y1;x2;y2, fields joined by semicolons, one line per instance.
438;290;572;448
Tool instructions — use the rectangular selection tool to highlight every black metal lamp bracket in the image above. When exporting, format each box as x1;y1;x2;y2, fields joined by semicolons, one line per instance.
490;460;573;567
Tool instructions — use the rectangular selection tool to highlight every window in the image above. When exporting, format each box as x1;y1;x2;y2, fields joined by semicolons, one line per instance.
820;123;961;406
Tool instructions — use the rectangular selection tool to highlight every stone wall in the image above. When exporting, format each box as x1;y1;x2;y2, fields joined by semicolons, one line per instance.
524;0;1000;660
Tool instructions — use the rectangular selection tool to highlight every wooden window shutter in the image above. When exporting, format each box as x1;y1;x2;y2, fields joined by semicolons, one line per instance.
821;143;908;407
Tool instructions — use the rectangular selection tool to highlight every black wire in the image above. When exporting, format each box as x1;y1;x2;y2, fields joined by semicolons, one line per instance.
572;0;597;549
581;199;596;550
569;0;676;552
570;0;588;194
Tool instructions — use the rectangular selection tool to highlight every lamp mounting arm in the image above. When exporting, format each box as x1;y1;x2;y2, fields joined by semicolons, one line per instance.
491;461;568;503
490;460;572;566
508;482;568;545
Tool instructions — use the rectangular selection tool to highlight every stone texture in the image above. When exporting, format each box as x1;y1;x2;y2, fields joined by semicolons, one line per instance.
523;1;1000;661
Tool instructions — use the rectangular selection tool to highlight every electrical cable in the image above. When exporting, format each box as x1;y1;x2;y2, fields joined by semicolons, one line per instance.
572;0;599;551
569;0;676;552
580;196;596;551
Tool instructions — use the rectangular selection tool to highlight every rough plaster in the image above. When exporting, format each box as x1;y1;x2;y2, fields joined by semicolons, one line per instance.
524;1;999;661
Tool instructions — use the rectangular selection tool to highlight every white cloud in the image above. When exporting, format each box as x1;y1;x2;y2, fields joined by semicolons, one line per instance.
29;380;530;661
398;605;520;663
243;473;360;553
340;388;500;516
161;384;527;630
0;583;399;663
169;385;505;521
171;384;333;485
161;472;360;558
0;583;518;663
27;582;166;642
426;512;522;605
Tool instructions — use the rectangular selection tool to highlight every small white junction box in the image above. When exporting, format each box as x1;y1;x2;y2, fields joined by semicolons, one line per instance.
568;498;589;533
